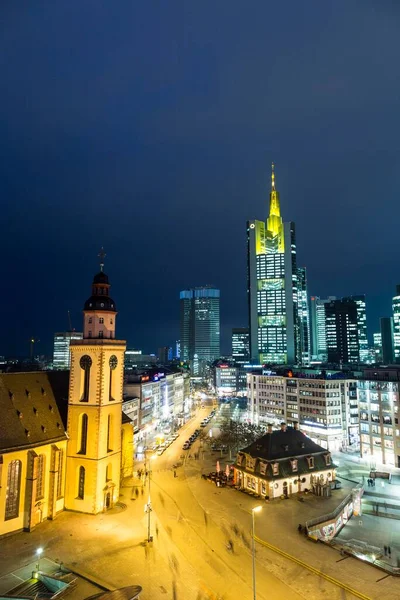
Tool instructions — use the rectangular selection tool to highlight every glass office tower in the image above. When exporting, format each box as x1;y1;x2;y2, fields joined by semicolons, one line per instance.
343;295;368;363
232;328;250;365
180;286;220;375
392;285;400;363
297;267;310;366
325;299;359;364
53;331;83;369
247;164;300;364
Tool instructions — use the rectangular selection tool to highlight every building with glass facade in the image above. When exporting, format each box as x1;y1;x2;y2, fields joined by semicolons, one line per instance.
325;299;359;364
180;286;220;376
53;331;83;370
247;165;302;365
359;367;400;467
392;285;400;363
380;317;394;364
373;332;382;363
310;296;337;361
297;267;310;366
342;295;368;363
232;328;250;365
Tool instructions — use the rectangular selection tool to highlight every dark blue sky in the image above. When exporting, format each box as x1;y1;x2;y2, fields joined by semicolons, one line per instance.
1;1;400;357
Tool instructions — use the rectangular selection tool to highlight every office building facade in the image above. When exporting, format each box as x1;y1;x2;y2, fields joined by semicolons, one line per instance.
53;331;83;370
392;285;400;363
247;370;358;450
232;328;250;365
380;317;394;364
180;286;220;376
297;267;310;366
247;165;301;365
359;367;400;467
325;299;359;364
342;295;368;363
373;332;382;363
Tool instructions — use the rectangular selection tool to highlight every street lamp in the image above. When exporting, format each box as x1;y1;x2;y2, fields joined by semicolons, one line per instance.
251;506;262;600
145;456;157;543
36;547;43;572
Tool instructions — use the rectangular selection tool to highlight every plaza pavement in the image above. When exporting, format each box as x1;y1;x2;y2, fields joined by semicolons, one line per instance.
1;410;399;600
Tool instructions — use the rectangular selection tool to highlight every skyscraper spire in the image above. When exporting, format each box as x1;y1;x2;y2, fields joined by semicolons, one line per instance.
266;162;284;253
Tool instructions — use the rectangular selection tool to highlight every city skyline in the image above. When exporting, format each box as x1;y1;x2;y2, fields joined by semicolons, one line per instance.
1;2;400;357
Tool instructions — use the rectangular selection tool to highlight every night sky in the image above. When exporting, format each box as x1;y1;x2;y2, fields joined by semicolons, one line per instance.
1;1;400;357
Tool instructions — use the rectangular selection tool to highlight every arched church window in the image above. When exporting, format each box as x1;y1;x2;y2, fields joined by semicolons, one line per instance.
78;466;85;499
78;414;88;455
36;454;45;500
80;355;92;402
5;460;21;520
109;355;118;401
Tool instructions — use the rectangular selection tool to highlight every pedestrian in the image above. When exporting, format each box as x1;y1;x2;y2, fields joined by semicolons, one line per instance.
174;470;177;478
384;545;388;555
388;546;392;557
298;524;303;533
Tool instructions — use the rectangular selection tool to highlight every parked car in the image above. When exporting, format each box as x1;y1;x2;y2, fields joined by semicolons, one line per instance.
182;442;191;450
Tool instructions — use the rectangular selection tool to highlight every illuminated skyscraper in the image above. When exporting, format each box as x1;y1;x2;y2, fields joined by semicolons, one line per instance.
232;328;250;365
297;267;310;366
342;295;368;363
180;286;220;375
247;164;300;364
310;296;334;361
325;299;359;364
373;332;382;363
392;285;400;363
53;331;83;369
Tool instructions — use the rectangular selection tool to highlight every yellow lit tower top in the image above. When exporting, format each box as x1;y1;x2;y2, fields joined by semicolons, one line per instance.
266;162;284;253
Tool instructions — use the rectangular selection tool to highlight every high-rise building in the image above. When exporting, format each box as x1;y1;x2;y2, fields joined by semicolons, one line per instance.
175;340;181;359
380;317;394;364
247;164;301;365
180;286;220;376
373;332;382;363
297;268;310;366
310;296;337;361
342;295;368;363
53;331;83;369
325;299;359;364
392;285;400;363
158;346;173;364
232;328;250;365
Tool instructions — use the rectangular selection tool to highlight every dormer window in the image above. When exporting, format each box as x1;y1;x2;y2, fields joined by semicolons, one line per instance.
306;456;314;469
272;462;279;476
324;453;331;466
290;459;298;473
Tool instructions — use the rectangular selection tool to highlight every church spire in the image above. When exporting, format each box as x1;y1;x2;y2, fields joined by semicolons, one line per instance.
98;247;106;272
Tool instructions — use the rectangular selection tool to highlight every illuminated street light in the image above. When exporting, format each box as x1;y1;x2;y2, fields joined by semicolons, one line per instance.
251;506;262;600
145;455;157;542
36;547;43;571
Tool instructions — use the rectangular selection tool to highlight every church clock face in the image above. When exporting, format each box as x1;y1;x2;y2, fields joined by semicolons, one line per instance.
109;355;118;370
80;355;92;370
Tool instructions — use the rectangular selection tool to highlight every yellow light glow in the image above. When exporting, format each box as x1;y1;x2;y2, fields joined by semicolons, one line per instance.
252;505;263;513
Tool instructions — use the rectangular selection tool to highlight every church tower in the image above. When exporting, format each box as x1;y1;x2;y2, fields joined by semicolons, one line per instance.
65;250;127;513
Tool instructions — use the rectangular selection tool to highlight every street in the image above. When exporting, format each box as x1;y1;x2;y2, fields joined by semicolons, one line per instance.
0;407;398;600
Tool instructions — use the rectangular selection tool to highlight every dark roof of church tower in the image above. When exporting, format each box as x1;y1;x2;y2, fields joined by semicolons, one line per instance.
93;271;109;285
84;270;117;313
241;427;325;461
0;371;69;453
